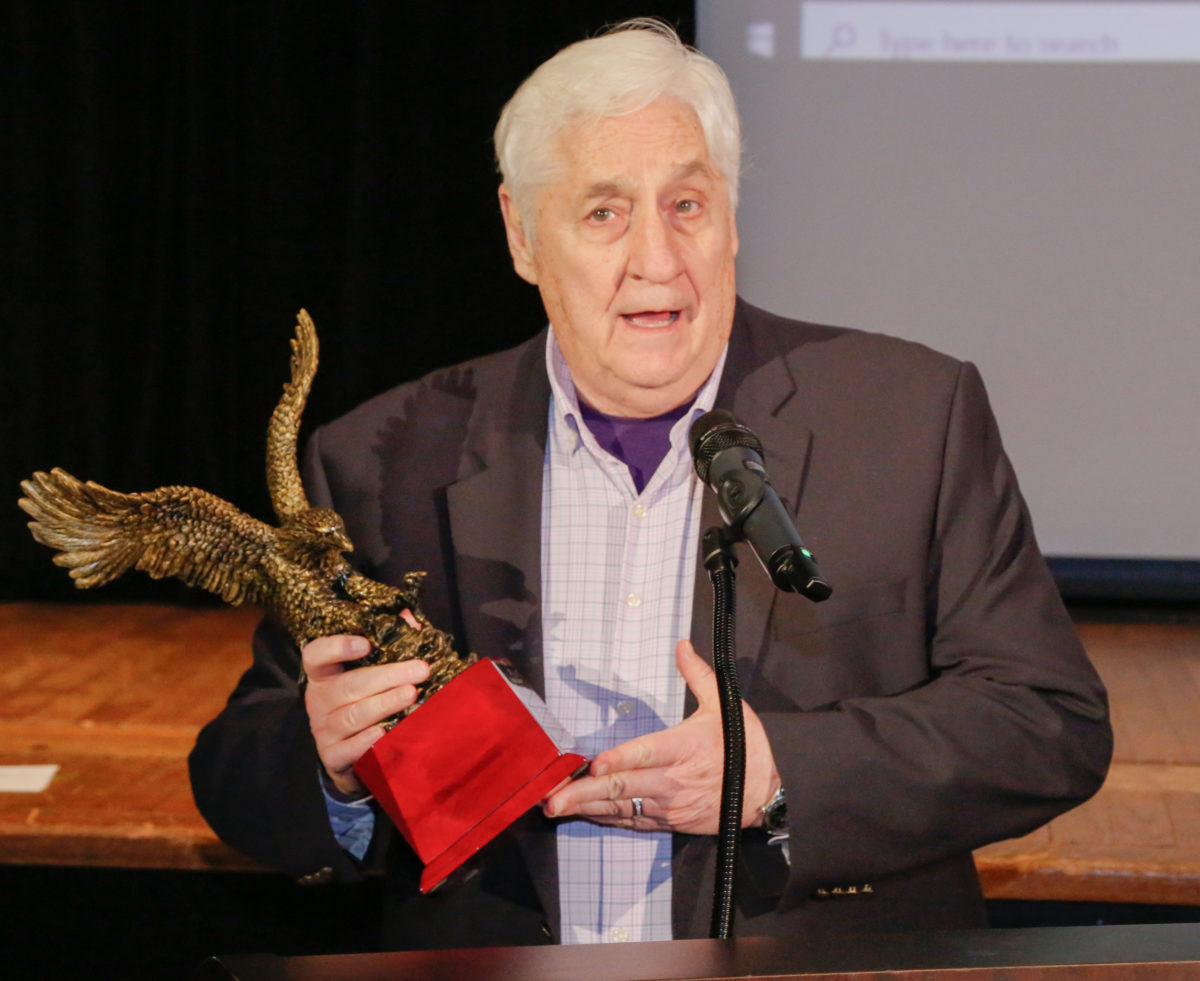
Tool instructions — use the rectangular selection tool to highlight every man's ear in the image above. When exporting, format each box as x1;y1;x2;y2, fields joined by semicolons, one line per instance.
498;185;538;285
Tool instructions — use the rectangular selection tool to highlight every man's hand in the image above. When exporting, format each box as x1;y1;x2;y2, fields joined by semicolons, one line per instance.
302;634;429;798
542;639;780;834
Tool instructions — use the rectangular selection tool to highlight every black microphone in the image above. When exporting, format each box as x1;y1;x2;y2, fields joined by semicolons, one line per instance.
689;409;832;602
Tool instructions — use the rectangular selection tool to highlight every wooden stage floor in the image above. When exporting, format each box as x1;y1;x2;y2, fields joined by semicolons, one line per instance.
1;602;1198;905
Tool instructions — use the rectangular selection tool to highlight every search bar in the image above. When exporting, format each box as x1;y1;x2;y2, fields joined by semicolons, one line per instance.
801;2;1200;62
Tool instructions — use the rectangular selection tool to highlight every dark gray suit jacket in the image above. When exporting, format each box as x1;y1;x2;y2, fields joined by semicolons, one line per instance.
190;299;1111;948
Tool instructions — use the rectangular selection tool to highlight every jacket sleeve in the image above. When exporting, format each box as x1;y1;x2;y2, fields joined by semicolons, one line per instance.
761;360;1112;907
188;614;374;881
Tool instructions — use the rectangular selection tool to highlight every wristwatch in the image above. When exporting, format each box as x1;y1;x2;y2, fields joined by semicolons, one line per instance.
759;784;787;834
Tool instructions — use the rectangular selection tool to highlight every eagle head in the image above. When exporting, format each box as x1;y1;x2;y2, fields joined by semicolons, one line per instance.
278;507;354;567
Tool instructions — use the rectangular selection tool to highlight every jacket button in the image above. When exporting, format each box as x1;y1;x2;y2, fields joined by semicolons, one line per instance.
812;882;873;900
296;866;336;886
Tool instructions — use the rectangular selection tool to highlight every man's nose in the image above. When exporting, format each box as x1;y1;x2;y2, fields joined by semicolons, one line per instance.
627;211;685;283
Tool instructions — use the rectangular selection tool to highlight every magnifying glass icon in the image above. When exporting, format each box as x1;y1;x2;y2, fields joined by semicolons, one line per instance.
824;23;857;57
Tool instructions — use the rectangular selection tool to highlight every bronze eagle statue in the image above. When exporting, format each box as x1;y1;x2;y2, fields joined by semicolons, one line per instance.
18;311;473;712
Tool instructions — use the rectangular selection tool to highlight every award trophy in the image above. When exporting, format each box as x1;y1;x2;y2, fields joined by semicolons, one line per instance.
19;311;583;892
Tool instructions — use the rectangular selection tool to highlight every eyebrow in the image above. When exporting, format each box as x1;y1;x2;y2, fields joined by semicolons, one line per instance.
582;179;627;201
670;160;716;184
580;160;717;201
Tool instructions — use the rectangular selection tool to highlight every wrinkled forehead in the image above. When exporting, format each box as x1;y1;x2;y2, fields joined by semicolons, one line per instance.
540;100;725;200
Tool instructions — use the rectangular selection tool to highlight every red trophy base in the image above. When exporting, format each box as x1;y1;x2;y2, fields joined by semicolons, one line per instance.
354;658;585;893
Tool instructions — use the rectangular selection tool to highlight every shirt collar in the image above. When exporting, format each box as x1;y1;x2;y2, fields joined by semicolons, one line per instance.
544;326;729;452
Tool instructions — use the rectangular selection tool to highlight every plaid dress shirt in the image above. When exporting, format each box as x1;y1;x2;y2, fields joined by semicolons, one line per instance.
542;329;726;943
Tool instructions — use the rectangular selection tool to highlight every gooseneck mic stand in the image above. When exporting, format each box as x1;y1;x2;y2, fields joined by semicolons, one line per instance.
702;525;744;941
691;410;832;940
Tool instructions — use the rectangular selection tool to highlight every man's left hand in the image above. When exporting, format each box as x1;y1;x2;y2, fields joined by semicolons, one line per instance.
542;639;780;834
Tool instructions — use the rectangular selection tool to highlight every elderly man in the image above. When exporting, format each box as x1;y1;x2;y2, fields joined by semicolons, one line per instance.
190;21;1111;949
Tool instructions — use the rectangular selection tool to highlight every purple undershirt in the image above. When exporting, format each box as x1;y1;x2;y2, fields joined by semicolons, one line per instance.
577;399;692;494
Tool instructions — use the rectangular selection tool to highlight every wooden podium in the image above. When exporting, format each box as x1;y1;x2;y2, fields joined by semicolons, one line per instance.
194;923;1200;980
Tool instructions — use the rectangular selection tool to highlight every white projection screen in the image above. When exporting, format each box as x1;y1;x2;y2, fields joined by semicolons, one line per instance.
697;1;1199;596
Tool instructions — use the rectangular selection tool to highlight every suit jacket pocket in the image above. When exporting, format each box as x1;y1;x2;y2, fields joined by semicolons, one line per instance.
749;577;929;711
771;577;907;640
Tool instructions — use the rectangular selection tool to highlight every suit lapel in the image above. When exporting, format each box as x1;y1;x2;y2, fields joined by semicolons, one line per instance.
442;337;549;696
440;334;563;935
445;431;546;694
689;305;813;679
677;302;814;937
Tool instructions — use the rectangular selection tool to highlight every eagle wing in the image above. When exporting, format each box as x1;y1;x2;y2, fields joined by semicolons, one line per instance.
266;310;318;522
19;468;278;606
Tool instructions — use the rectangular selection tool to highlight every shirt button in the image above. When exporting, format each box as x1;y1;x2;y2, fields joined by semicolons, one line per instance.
615;700;634;717
567;431;578;447
611;927;629;942
632;503;647;519
625;593;642;608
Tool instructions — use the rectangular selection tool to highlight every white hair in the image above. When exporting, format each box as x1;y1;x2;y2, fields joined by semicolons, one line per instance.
494;19;741;230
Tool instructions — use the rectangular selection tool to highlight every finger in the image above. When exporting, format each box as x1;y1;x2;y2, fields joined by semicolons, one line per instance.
322;682;422;741
302;635;372;679
590;721;691;778
325;658;430;706
543;767;671;816
675;638;717;710
318;715;392;775
306;663;428;731
545;788;668;831
544;772;628;816
311;684;422;776
538;774;575;808
570;798;660;824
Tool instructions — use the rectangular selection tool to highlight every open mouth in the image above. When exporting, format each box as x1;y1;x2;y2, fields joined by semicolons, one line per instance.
621;311;680;328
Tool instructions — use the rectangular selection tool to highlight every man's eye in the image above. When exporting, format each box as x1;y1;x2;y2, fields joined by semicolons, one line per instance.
676;199;700;214
589;207;614;222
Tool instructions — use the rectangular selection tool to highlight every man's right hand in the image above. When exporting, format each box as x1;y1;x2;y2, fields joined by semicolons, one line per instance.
302;634;429;798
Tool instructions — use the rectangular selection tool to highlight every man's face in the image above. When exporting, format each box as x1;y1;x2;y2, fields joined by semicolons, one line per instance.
500;98;739;418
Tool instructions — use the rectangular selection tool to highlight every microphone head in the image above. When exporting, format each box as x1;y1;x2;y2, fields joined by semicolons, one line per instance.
689;410;765;483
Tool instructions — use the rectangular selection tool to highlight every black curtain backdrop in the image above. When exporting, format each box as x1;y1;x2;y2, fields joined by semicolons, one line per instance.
4;2;695;600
